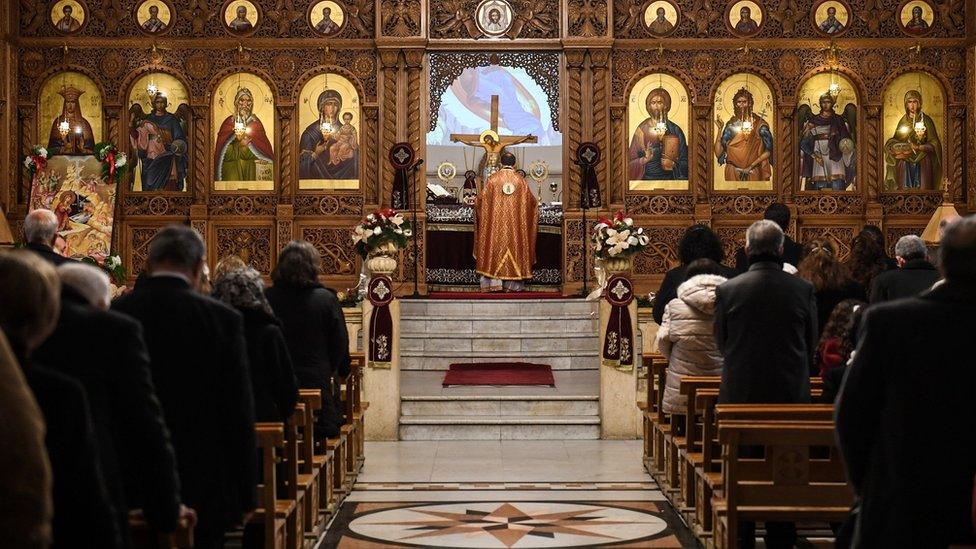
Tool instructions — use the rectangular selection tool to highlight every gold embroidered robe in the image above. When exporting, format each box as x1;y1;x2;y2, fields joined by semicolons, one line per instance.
473;168;538;281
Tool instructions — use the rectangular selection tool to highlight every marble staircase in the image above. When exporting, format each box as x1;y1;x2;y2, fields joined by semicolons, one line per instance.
399;299;600;371
397;298;601;440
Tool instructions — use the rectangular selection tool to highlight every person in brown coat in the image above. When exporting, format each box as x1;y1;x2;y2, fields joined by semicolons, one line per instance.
0;327;52;549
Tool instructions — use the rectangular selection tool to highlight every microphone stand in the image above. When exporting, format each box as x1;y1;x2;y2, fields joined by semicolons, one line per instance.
409;158;423;298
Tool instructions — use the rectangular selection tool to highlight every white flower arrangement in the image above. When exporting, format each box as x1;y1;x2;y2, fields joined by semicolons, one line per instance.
352;208;413;258
591;211;649;259
24;146;49;172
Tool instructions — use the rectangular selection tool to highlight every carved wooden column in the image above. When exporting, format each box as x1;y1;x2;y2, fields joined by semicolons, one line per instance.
403;49;424;208
947;105;966;203
609;106;625;208
363;105;379;206
378;50;401;208
778;104;795;200
565;50;585;208
864;105;882;201
692;104;711;203
17;106;35;204
191;104;210;203
590;49;611;211
277;105;295;203
105;106;121;147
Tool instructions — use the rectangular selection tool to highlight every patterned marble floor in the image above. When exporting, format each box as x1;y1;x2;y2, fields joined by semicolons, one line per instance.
320;441;699;548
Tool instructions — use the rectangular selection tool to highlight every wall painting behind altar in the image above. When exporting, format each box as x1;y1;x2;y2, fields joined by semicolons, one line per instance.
712;73;775;191
127;73;190;192
212;73;275;191
796;72;858;191
627;73;689;191
298;73;360;190
882;71;944;191
39;72;103;156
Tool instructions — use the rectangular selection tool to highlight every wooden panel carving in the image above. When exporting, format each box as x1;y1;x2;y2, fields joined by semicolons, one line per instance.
209;195;278;216
123;196;194;217
569;0;609;37
300;225;359;276
430;0;559;39
215;226;273;273
624;195;696;215
293;195;364;216
798;226;857;260
632;227;684;275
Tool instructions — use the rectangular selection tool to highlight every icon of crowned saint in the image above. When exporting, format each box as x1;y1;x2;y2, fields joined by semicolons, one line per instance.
47;85;96;155
473;152;538;292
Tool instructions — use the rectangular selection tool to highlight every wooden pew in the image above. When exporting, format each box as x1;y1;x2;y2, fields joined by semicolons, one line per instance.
679;379;824;539
712;418;852;549
640;352;664;472
648;355;671;485
297;389;335;521
287;402;323;541
128;512;194;549
280;408;305;549
249;423;292;549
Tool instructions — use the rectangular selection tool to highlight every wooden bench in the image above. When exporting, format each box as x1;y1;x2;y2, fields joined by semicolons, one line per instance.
298;389;337;522
128;512;194;549
712;418;852;549
249;423;293;549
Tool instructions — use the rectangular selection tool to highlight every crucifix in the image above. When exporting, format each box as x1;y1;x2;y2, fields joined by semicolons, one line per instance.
450;95;537;178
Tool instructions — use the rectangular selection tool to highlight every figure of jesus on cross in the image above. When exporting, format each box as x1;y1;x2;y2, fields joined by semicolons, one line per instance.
450;95;537;182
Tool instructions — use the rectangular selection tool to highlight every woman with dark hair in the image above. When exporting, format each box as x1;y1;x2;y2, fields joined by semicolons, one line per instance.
652;224;736;324
265;241;350;437
815;299;865;403
212;263;298;423
845;230;890;295
796;239;865;337
859;225;897;270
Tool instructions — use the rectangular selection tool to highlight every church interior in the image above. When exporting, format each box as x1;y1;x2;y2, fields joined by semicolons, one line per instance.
0;0;975;547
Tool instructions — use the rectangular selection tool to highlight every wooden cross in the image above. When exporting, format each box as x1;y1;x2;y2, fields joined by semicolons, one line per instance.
449;95;538;148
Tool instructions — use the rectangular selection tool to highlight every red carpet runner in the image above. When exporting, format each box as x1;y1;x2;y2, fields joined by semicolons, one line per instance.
442;363;556;387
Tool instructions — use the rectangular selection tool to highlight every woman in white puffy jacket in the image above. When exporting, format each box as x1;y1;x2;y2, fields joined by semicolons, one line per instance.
654;258;727;429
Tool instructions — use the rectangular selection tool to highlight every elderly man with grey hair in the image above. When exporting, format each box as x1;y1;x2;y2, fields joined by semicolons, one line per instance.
713;219;818;549
23;209;74;266
869;234;939;303
34;261;186;546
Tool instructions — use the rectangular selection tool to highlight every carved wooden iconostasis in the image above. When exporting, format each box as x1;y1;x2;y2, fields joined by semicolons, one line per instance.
0;0;973;295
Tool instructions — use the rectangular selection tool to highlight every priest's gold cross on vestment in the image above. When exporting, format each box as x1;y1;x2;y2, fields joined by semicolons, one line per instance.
449;95;538;152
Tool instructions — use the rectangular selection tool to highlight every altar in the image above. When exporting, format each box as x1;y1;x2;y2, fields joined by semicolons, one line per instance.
425;203;563;291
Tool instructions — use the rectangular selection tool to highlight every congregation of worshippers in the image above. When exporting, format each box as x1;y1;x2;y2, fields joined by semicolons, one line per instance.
1;204;975;549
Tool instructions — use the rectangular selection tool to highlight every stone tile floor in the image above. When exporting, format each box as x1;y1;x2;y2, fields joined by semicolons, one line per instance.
320;440;700;548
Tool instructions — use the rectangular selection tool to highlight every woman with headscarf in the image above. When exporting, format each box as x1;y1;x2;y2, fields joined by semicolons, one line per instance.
884;89;941;190
212;262;298;423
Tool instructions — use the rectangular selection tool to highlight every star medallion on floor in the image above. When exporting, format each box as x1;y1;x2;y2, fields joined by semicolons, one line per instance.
329;500;689;548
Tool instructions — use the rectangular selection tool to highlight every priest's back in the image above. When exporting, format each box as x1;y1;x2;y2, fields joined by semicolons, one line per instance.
474;167;538;282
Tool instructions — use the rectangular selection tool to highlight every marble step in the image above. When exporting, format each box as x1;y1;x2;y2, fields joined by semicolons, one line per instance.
401;395;600;417
399;415;601;440
400;299;598;318
400;352;600;371
401;316;598;335
400;333;600;353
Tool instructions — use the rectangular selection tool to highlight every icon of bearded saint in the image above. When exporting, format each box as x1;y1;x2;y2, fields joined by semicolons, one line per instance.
213;87;274;181
48;85;96;155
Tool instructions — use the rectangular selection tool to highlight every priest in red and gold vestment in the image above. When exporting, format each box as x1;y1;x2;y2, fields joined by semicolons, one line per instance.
474;152;538;292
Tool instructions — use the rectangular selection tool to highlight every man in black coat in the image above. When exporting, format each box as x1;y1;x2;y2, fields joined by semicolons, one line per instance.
733;203;803;273
113;225;256;549
23;209;75;266
869;234;940;303
34;263;183;546
714;219;818;549
836;215;976;548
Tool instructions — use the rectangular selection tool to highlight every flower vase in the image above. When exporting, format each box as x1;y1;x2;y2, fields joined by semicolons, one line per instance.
367;241;399;275
603;256;633;275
